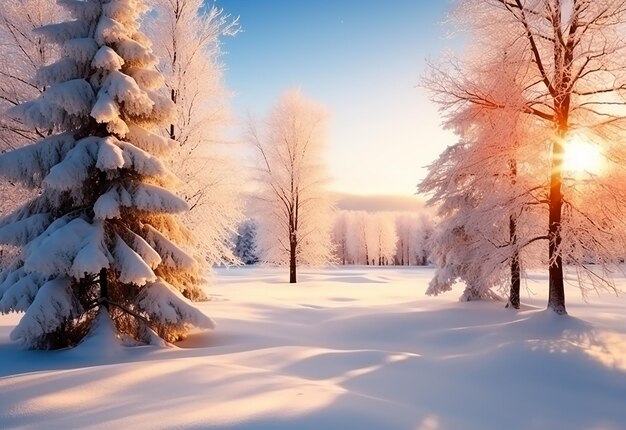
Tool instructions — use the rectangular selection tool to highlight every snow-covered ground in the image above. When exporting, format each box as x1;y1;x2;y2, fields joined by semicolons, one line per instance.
1;266;625;430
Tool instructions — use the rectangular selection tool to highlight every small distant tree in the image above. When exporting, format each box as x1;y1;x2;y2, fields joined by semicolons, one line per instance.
332;211;349;265
249;89;334;283
395;213;434;266
0;0;213;349
372;213;397;266
345;211;369;265
394;214;412;266
234;220;259;265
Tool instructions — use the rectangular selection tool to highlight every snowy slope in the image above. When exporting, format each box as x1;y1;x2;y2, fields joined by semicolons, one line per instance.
1;267;625;430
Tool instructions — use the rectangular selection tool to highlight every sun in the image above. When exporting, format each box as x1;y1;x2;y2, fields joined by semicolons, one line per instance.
563;135;603;175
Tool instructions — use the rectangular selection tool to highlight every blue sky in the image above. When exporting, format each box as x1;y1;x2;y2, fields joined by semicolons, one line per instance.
217;0;457;196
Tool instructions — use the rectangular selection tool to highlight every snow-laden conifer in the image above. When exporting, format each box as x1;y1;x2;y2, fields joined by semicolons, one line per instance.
234;220;259;265
0;0;213;349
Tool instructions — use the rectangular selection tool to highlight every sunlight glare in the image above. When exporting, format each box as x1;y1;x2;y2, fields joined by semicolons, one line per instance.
563;136;603;175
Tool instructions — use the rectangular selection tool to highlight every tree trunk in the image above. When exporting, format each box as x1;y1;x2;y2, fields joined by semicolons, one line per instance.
507;215;521;309
289;238;297;284
99;267;109;310
169;88;176;140
547;127;566;314
507;158;521;309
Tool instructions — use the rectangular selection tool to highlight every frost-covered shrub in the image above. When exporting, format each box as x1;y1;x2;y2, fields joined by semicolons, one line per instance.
0;0;213;349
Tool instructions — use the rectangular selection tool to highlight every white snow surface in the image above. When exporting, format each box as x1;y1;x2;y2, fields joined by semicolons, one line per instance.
0;266;625;430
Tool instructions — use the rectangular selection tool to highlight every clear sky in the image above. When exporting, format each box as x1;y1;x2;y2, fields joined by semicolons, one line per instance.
217;0;457;197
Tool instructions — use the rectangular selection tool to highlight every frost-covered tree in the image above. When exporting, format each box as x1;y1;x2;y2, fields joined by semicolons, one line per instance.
249;89;334;283
423;53;548;305
394;215;413;266
413;214;435;266
0;0;213;349
0;1;67;228
331;211;350;265
345;211;370;265
422;137;546;303
371;213;397;266
395;213;434;266
335;211;403;266
425;0;626;313
234;219;259;265
147;0;243;265
0;1;65;149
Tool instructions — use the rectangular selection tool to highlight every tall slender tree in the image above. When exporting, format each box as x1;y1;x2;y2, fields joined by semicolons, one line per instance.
0;0;213;349
147;0;243;265
423;52;548;304
249;89;334;283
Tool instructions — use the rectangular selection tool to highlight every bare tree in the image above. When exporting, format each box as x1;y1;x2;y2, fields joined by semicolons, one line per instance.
249;89;334;283
147;0;243;265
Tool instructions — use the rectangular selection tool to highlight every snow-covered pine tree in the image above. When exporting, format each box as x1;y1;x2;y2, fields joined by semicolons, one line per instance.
0;0;213;349
234;220;259;265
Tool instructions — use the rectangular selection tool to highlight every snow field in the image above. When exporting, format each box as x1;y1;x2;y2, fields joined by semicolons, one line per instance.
1;266;625;430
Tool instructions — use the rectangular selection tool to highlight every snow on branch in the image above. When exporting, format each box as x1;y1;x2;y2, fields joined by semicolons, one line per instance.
36;58;82;87
0;213;52;247
0;272;43;313
132;184;189;214
10;277;82;347
142;224;196;270
125;123;177;156
92;46;125;71
13;79;95;130
43;137;100;191
36;20;90;45
24;217;110;280
63;38;99;64
0;133;76;187
113;234;157;285
57;0;102;21
138;279;214;329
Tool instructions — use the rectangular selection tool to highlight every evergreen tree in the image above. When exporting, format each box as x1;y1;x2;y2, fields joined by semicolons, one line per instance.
0;0;213;349
234;220;259;265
